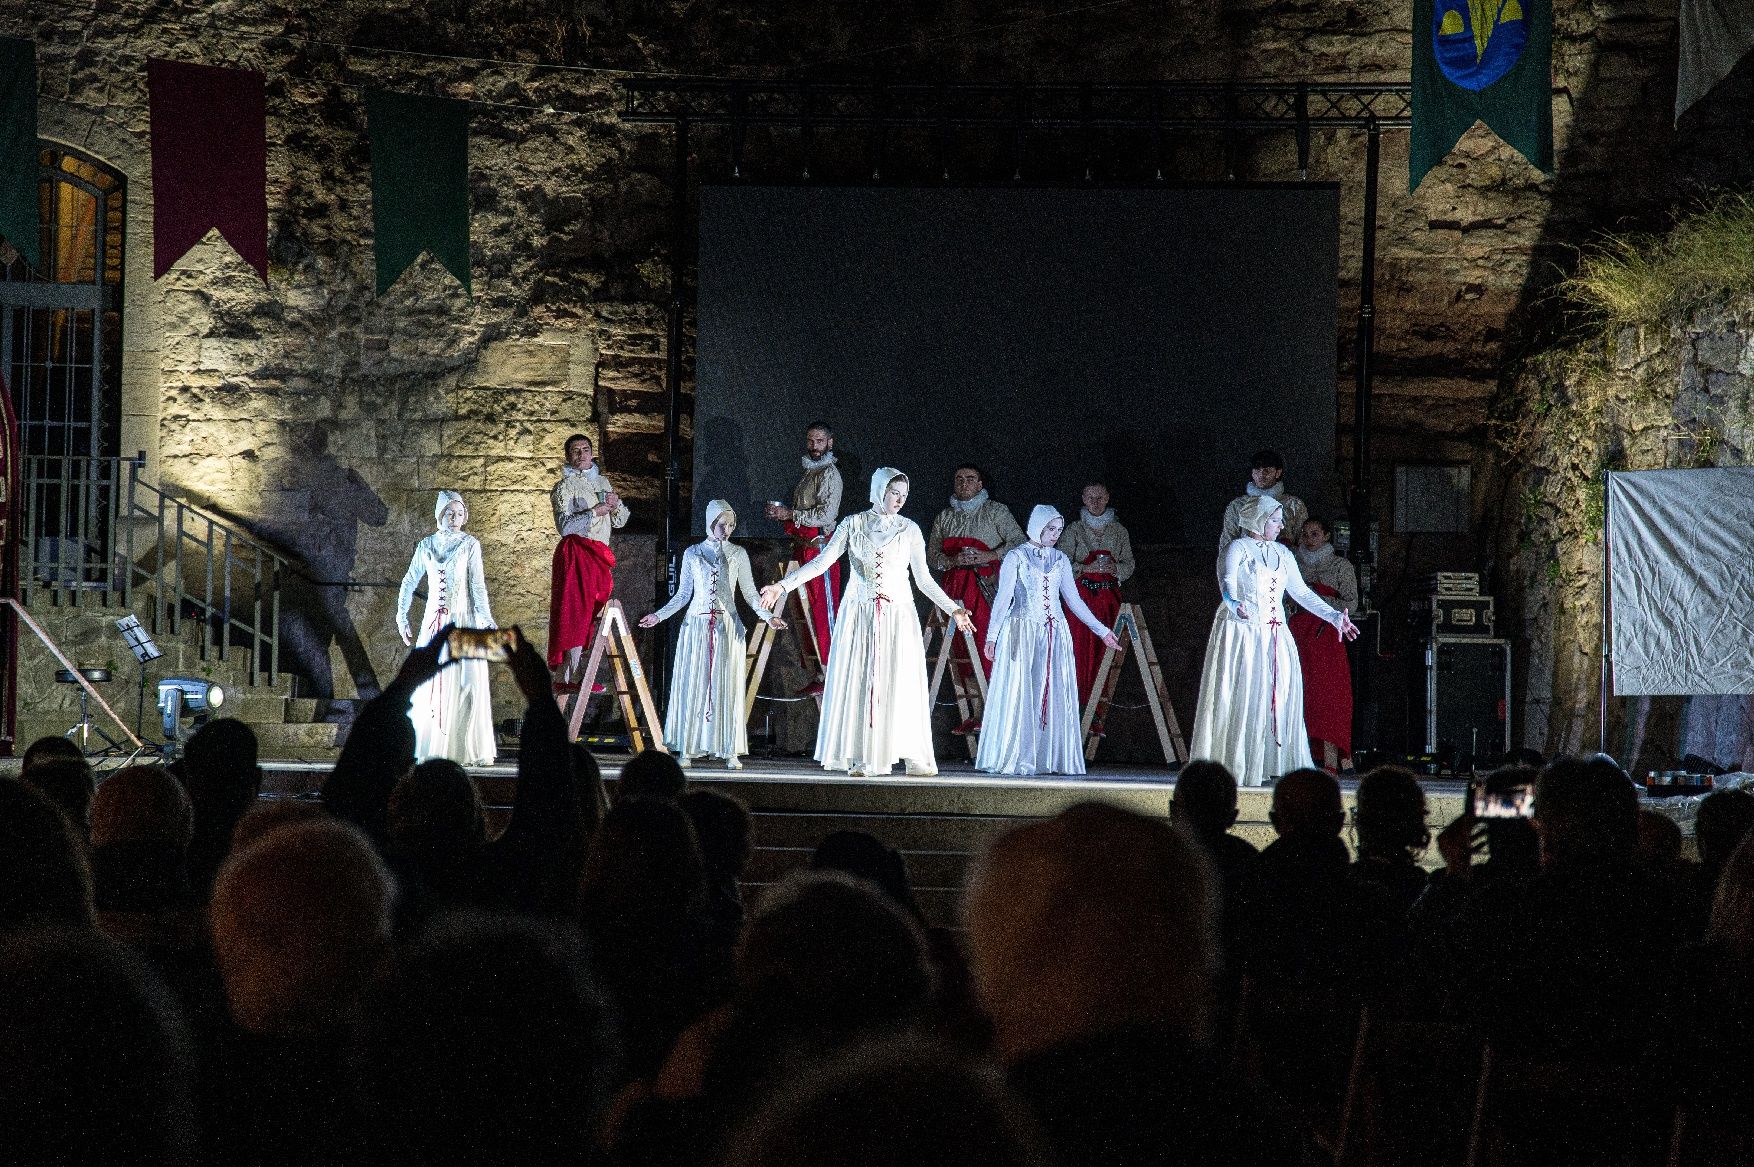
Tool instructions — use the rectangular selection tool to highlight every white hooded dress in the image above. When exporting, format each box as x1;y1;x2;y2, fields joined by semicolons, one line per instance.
1189;495;1345;786
975;505;1114;777
650;501;777;760
396;491;498;767
776;468;964;774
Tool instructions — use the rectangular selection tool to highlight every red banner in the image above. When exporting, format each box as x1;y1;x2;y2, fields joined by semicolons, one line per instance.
148;59;267;280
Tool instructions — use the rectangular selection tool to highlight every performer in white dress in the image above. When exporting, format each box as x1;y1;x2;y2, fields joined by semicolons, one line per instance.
395;490;498;767
760;468;975;778
638;500;785;769
976;505;1122;777
1190;495;1359;787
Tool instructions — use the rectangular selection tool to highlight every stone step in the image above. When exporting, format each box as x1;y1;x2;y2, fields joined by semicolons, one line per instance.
249;722;343;752
231;692;289;723
287;698;323;723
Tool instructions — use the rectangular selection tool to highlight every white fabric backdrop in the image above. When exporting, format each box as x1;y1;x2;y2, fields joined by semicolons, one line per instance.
1607;468;1754;695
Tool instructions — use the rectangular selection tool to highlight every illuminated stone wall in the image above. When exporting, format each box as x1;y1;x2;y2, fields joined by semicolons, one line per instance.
4;0;1749;743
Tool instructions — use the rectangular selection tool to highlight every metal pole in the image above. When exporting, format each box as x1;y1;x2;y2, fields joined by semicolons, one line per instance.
658;117;691;702
1600;473;1610;756
1350;116;1381;752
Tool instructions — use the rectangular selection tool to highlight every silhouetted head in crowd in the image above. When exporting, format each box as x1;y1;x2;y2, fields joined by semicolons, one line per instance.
351;913;617;1167
1696;788;1754;873
1534;754;1640;865
0;778;93;928
1505;747;1545;769
1269;768;1344;841
182;717;262;803
0;928;197;1165
21;734;82;771
1709;835;1754;966
738;870;935;1030
617;749;687;803
1354;766;1430;864
210;819;394;1036
90;765;194;851
230;799;327;854
579;797;703;929
723;1038;1050;1167
388;759;487;856
810;830;920;919
20;756;95;839
682;788;754;882
1636;808;1686;869
1171;760;1240;841
964;802;1217;1058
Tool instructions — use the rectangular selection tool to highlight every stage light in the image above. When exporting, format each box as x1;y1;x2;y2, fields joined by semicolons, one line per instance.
157;677;225;743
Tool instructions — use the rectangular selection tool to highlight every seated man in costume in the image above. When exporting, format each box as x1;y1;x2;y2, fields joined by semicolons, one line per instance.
764;421;843;695
1217;448;1307;577
928;464;1026;722
1060;482;1136;709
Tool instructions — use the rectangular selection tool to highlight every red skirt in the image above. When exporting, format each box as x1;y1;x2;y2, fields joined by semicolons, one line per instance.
1071;565;1122;706
1289;581;1353;756
939;536;996;682
548;536;616;667
785;521;842;669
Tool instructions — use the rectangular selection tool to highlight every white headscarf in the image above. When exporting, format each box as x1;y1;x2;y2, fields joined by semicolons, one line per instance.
705;499;736;538
1027;504;1063;545
1238;494;1284;538
431;490;467;554
869;467;908;509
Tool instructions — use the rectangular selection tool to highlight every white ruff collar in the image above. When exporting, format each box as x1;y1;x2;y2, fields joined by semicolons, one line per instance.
561;463;604;482
1081;507;1116;530
801;451;836;472
431;529;468;557
948;489;989;514
1245;480;1285;500
1296;544;1336;569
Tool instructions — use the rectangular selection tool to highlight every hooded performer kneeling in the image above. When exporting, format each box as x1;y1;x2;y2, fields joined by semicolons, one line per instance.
639;500;784;769
976;505;1121;777
761;468;975;778
1189;494;1359;787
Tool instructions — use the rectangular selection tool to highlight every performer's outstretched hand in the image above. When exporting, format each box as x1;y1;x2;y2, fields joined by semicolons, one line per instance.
767;616;788;631
637;613;660;629
392;623;456;694
1101;631;1123;652
982;639;996;662
397;619;413;647
759;584;785;612
1234;602;1250;621
952;608;975;635
1337;609;1361;642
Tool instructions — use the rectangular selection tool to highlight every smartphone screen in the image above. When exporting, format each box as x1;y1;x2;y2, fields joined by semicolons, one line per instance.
445;628;515;663
1472;778;1535;819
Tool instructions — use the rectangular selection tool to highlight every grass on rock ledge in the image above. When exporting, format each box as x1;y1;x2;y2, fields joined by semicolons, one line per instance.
1562;193;1754;334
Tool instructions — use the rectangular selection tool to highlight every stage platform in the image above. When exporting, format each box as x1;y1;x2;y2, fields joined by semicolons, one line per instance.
256;756;1470;928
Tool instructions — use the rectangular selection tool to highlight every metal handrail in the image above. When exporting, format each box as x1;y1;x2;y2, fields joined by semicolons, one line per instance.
19;453;287;687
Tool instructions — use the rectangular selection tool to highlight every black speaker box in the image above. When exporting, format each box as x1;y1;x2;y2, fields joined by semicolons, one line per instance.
1417;637;1510;759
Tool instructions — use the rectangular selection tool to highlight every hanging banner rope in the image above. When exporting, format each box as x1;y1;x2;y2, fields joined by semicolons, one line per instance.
367;89;471;295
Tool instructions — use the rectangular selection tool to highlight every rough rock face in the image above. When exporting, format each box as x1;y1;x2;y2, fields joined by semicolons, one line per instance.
5;0;1752;744
1488;299;1754;773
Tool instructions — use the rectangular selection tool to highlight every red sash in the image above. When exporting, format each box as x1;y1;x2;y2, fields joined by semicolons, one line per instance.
1071;553;1123;705
939;536;995;680
547;535;616;667
1288;580;1353;756
784;520;841;670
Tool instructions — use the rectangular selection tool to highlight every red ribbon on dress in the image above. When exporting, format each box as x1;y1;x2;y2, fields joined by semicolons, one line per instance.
1039;574;1057;730
703;564;722;724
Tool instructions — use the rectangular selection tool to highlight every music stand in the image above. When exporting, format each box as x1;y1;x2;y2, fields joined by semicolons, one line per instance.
116;614;163;746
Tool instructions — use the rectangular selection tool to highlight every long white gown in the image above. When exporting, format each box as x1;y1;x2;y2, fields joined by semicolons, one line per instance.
976;542;1114;776
651;538;775;760
1189;535;1344;786
396;530;497;767
777;477;964;776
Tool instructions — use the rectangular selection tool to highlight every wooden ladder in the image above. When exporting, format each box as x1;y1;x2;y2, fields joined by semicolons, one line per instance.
1081;602;1187;765
563;599;666;750
743;558;827;720
925;606;989;757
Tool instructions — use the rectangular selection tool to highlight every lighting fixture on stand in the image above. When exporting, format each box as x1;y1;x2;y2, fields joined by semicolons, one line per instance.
157;677;224;750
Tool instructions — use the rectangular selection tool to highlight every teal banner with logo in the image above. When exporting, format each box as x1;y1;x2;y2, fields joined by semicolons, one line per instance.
1411;0;1553;190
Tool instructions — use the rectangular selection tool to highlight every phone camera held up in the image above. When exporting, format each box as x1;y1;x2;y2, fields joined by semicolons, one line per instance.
445;627;516;663
1471;772;1535;819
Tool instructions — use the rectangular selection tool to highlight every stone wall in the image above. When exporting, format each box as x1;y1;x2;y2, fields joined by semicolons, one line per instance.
4;0;1752;740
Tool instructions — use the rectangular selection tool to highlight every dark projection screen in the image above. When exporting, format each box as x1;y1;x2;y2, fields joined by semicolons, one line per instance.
693;185;1340;546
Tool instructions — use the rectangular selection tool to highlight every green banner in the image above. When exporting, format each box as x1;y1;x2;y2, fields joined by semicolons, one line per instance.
0;38;39;271
367;89;470;294
1411;0;1553;190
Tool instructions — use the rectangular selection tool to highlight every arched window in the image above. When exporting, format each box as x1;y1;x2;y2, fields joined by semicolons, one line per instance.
0;145;126;459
